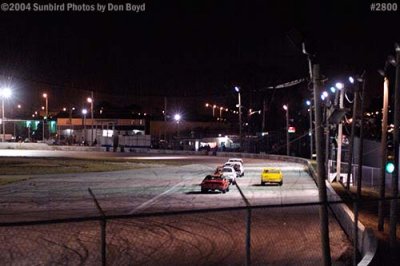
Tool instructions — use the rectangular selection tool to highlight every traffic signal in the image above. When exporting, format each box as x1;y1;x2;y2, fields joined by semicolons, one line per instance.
386;139;394;174
386;162;395;174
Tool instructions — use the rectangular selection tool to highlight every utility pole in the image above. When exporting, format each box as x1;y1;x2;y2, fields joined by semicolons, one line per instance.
354;74;366;265
164;96;167;140
389;44;400;249
262;97;266;132
336;87;344;182
284;104;290;156
346;84;359;189
324;105;330;177
313;64;332;266
310;105;314;159
91;91;94;145
378;76;389;231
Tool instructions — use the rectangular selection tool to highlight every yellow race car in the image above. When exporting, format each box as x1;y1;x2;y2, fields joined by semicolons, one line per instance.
261;168;283;186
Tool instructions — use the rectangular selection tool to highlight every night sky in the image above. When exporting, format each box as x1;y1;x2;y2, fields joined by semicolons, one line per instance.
0;0;399;125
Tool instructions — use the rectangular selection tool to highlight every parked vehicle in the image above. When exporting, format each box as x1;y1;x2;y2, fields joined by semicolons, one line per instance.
201;175;230;193
260;168;283;186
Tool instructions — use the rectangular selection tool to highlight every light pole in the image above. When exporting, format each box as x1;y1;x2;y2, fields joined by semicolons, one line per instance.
235;86;242;149
0;87;12;142
335;82;344;182
283;104;289;156
87;96;94;145
42;93;48;140
378;74;389;231
82;109;87;144
212;105;217;117
174;113;181;139
306;100;313;159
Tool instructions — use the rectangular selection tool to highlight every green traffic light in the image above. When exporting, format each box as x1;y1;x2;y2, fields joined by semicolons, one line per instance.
386;162;395;174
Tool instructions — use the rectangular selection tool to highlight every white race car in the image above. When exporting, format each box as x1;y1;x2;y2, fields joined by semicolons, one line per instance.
227;158;244;165
224;162;244;177
221;166;237;185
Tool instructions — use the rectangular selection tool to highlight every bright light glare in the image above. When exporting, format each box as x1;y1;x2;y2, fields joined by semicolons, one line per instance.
349;76;354;84
321;94;326;101
42;93;47;98
234;86;240;92
322;91;328;98
87;97;93;103
330;86;336;93
306;100;311;106
0;87;12;98
283;104;288;111
335;82;344;90
82;109;88;115
174;114;181;121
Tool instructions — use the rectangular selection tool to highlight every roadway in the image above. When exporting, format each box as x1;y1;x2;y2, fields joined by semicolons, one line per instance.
0;151;352;265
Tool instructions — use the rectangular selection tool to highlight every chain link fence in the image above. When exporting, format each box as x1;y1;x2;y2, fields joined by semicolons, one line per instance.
0;201;356;265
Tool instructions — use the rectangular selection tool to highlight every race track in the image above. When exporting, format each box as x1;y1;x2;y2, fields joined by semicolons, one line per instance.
0;152;353;265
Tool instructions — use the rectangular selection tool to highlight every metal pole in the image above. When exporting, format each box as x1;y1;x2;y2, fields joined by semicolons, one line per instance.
346;87;359;189
378;77;389;231
2;99;4;142
164;96;167;140
88;188;106;266
83;114;87;144
262;97;266;132
357;77;366;197
286;105;290;156
325;106;330;177
46;96;48;139
91;91;94;145
313;64;332;266
355;77;366;264
389;46;400;248
239;92;242;149
310;106;314;159
336;88;344;182
246;208;251;266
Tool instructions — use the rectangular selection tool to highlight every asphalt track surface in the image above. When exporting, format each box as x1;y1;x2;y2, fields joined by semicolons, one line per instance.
0;151;353;265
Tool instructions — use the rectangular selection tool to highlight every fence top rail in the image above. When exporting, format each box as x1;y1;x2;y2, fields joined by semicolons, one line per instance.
3;196;400;227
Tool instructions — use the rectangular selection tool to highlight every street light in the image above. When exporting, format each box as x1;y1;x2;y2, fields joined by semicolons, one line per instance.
42;93;48;140
335;82;345;182
82;108;88;144
235;86;242;149
87;96;94;145
283;104;289;156
174;113;181;138
306;100;313;159
0;87;12;142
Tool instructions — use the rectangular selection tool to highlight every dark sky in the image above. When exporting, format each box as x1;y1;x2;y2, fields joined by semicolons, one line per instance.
0;0;399;117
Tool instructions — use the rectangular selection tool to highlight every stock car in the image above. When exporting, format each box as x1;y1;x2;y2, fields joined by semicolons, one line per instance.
221;166;237;184
224;162;244;177
260;168;283;186
201;175;230;193
227;158;244;165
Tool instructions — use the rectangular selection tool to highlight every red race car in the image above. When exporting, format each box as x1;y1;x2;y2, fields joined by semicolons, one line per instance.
201;175;230;193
